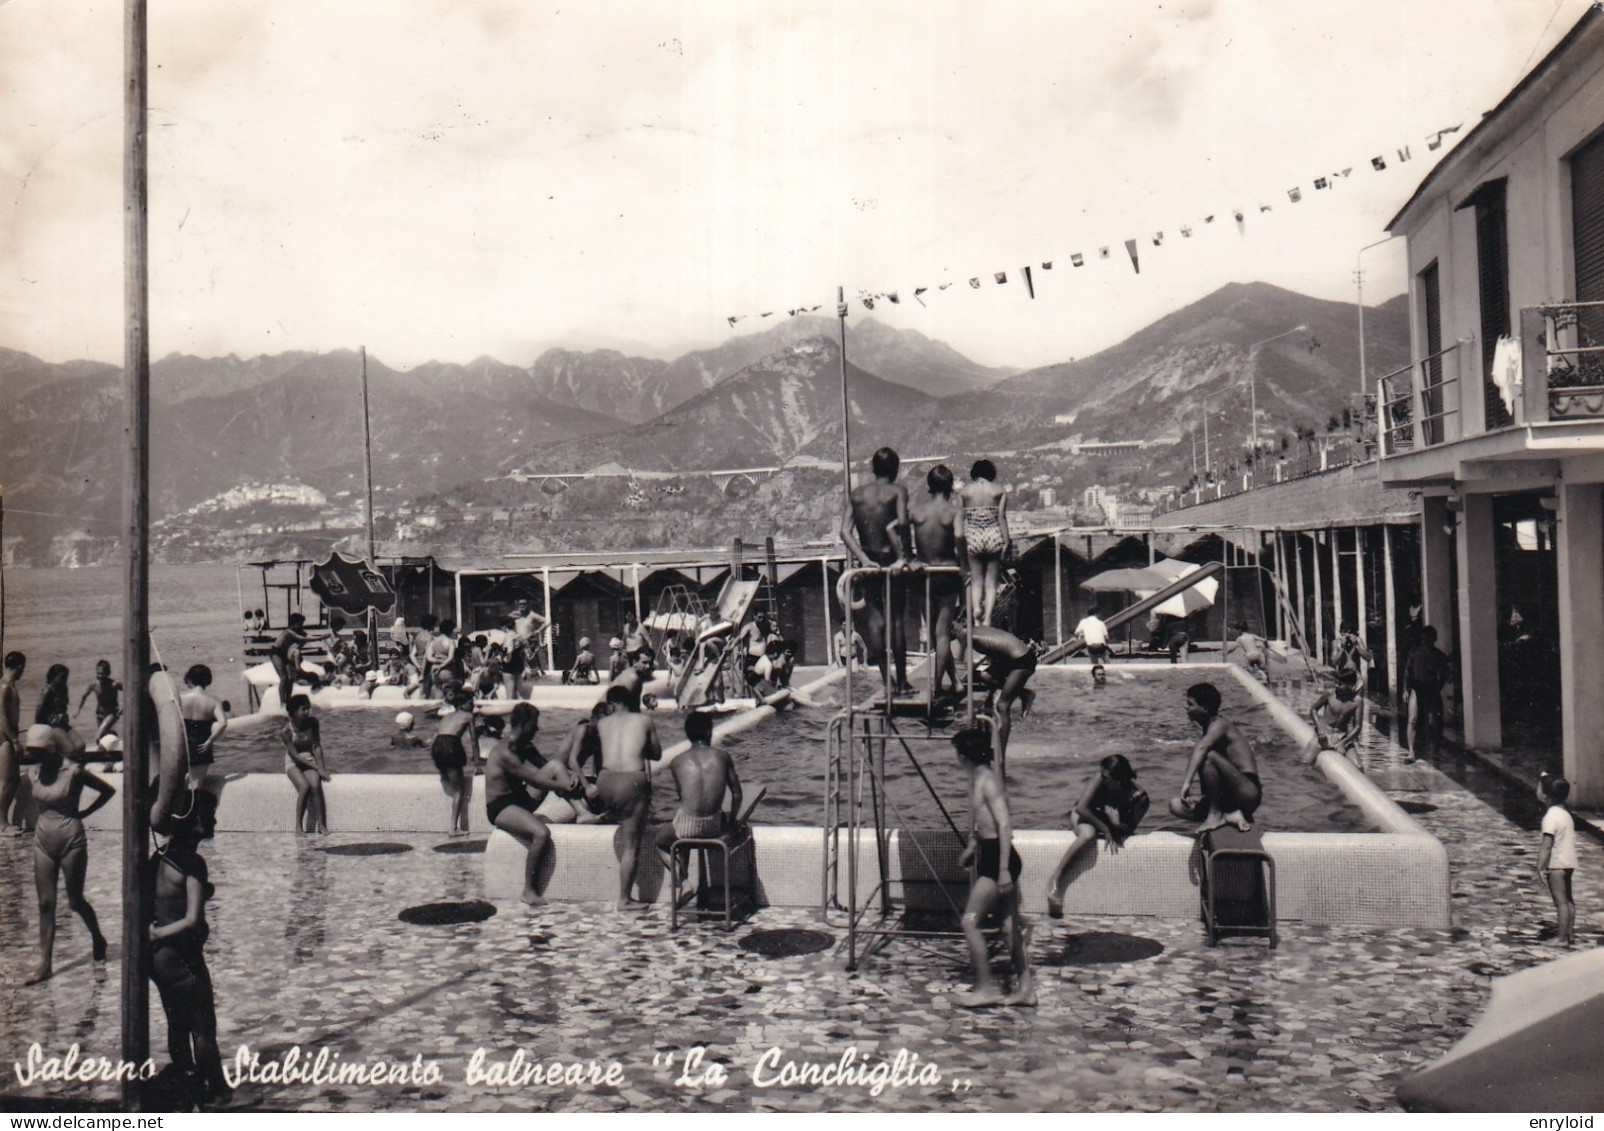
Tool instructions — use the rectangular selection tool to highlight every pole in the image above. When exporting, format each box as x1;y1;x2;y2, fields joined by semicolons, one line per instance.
837;286;852;499
1357;267;1367;405
1053;533;1063;648
820;556;833;667
1383;524;1399;707
360;346;379;667
121;0;153;1106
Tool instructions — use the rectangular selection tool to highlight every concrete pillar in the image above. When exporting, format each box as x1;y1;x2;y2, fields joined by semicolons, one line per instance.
1420;497;1454;640
1457;493;1503;749
1383;525;1400;703
1292;533;1306;651
1557;482;1604;807
1330;530;1343;647
1312;531;1326;656
1354;527;1370;688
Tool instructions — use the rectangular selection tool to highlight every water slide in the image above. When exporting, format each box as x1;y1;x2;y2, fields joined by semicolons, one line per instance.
674;577;763;707
1039;561;1226;665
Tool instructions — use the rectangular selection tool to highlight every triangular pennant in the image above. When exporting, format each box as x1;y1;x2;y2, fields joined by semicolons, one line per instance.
1371;156;1387;171
1338;167;1353;177
1071;252;1085;267
1287;186;1303;202
1152;231;1164;246
1124;239;1140;274
1022;265;1035;299
1259;203;1272;213
1203;215;1215;224
760;311;773;317
914;286;928;297
968;277;981;288
727;316;741;327
994;271;1008;284
939;282;953;290
886;291;900;304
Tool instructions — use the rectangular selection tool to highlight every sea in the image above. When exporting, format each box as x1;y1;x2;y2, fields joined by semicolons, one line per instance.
1;563;254;719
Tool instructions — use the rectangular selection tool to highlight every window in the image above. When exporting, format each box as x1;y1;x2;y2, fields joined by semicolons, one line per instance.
1571;129;1604;363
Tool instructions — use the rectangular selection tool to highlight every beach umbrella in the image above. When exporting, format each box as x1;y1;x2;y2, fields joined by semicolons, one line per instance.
310;551;396;615
1080;567;1173;593
1397;948;1604;1111
1144;559;1220;619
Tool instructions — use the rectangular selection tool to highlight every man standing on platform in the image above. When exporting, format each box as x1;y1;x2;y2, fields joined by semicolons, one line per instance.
840;446;912;695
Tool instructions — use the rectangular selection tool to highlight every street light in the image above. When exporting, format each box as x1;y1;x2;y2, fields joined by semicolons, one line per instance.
1246;325;1307;462
1356;235;1403;400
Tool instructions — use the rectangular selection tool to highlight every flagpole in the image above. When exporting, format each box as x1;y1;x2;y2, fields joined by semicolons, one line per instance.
360;346;379;667
121;0;153;1107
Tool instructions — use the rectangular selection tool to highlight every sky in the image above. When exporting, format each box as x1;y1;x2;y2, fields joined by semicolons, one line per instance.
0;0;1595;373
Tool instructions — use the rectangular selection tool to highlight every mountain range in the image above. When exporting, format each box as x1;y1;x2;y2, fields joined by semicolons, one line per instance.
0;282;1409;565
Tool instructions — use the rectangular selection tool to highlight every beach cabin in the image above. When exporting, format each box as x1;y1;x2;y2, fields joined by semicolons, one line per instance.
1378;4;1604;804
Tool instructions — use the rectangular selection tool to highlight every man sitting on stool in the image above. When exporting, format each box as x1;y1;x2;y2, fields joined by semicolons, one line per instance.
654;712;743;884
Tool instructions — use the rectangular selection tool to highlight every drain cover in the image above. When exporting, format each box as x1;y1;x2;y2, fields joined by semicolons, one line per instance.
1396;801;1437;814
399;900;498;925
738;928;835;957
1037;931;1164;966
321;842;413;857
433;839;489;854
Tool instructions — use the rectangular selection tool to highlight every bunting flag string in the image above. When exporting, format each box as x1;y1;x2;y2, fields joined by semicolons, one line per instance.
721;121;1468;325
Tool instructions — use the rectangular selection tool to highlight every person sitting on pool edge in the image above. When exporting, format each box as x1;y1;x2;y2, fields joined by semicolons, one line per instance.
653;711;742;884
1170;681;1261;836
1044;753;1149;920
484;703;580;905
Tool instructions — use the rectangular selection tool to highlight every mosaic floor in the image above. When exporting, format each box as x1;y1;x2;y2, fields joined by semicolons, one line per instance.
1;694;1599;1113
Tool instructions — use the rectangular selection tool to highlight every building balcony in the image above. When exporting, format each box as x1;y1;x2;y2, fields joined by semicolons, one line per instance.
1378;300;1604;487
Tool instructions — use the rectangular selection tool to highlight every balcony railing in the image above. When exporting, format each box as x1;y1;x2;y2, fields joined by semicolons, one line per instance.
1527;300;1604;422
1378;301;1604;459
1377;342;1462;457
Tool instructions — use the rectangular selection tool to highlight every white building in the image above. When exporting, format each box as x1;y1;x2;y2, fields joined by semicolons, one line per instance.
1379;6;1604;804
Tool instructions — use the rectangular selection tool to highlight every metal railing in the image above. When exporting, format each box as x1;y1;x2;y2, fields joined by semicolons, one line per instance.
1377;341;1462;456
1526;300;1604;422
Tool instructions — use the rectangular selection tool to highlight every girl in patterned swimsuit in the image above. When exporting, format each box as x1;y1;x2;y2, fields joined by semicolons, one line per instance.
957;459;1011;626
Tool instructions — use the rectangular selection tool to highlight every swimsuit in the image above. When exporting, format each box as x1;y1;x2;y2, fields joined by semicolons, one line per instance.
183;718;215;767
486;787;537;826
283;721;319;775
149;853;213;998
975;836;1022;884
964;506;1006;555
430;732;467;777
594;769;650;812
672;810;725;839
34;808;88;863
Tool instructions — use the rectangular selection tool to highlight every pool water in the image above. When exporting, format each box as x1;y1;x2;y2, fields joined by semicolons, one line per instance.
209;668;1372;835
717;667;1375;833
221;706;593;774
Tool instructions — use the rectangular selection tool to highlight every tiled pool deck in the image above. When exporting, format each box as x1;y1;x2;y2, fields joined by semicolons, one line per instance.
1;679;1599;1113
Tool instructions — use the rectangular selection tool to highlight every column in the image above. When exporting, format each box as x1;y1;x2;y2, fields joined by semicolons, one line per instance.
1312;531;1326;659
1557;482;1604;807
1354;527;1369;688
1329;529;1343;641
1456;492;1502;749
1383;524;1400;704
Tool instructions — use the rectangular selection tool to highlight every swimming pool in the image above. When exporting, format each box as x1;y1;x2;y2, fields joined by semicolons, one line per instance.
719;666;1372;832
213;665;1369;835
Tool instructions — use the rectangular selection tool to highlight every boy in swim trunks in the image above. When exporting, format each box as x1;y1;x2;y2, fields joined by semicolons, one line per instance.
909;464;966;701
967;625;1039;763
594;683;663;910
76;660;123;743
1307;672;1363;764
1536;773;1577;946
952;725;1035;1008
840;446;912;695
1170;682;1262;835
653;711;743;883
484;703;581;905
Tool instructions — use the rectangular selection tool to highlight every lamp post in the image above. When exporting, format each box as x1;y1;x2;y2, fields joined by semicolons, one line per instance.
1246;325;1307;463
1356;235;1403;401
